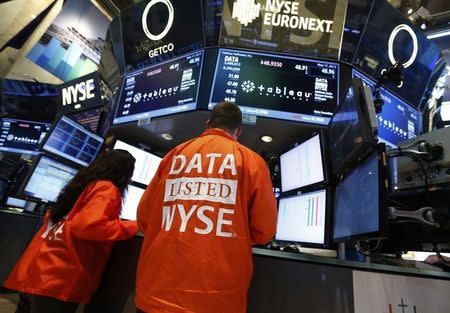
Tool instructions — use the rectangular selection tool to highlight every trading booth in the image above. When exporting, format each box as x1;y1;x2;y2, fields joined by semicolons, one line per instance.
1;0;450;312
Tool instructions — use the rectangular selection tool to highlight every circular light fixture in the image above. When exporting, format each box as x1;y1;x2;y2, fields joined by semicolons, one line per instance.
261;136;273;143
161;133;174;140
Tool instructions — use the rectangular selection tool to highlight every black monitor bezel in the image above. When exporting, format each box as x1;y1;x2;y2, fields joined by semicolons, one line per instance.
19;154;79;204
0;117;51;155
275;187;331;248
328;78;378;178
332;143;389;243
279;131;328;194
39;115;104;168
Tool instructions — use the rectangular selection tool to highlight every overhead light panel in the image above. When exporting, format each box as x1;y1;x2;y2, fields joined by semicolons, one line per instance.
261;136;273;143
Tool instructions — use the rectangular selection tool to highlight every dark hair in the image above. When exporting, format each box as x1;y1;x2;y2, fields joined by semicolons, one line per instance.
50;150;135;223
208;101;242;132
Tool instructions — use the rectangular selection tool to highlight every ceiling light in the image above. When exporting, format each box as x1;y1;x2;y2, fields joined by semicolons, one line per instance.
161;133;174;141
261;136;273;143
407;8;413;14
427;30;450;39
420;23;427;30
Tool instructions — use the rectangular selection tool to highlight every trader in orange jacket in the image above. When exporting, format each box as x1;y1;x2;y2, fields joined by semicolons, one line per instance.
4;150;139;313
135;102;277;313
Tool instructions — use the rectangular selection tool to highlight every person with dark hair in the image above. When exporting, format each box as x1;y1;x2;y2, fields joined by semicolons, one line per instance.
4;150;139;313
135;102;277;313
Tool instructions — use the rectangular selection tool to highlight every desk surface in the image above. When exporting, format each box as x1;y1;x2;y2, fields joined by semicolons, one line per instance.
252;247;450;280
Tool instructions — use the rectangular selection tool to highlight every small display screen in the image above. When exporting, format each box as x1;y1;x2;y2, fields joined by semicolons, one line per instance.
276;189;327;244
0;118;51;155
328;83;363;173
333;152;380;241
113;51;204;125
120;185;146;221
67;107;102;133
24;156;78;202
280;134;324;192
42;116;104;167
352;69;422;147
113;140;162;185
209;49;339;125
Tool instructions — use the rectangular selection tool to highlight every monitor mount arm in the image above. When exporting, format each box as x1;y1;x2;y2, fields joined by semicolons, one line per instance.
388;206;439;227
373;62;405;114
387;139;443;161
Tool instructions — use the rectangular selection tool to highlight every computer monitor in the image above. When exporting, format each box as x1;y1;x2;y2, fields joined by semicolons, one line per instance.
209;48;339;125
332;147;388;242
5;196;38;212
328;78;378;176
0;118;51;155
42;116;104;167
23;156;78;203
120;185;146;221
275;189;327;246
113;140;162;185
280;133;325;192
113;50;204;125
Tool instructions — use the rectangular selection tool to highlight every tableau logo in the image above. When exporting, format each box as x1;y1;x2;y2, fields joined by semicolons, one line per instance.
232;0;334;33
62;78;96;108
240;80;312;100
141;0;175;58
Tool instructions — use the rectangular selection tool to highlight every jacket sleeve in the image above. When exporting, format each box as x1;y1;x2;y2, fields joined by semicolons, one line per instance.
68;182;138;241
248;158;277;244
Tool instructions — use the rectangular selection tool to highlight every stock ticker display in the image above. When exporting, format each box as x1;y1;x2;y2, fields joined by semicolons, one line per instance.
0;118;50;155
113;51;204;125
209;49;339;125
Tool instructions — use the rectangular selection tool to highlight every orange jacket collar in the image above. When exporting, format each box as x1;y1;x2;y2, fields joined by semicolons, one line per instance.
200;128;236;141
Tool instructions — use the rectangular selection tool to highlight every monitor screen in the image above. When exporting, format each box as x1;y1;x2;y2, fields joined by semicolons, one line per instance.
120;185;146;221
113;50;204;125
0;118;51;155
42;116;104;167
352;69;422;147
209;49;339;125
280;134;325;192
113;140;162;185
24;156;78;202
67;107;102;133
333;152;381;241
328;79;377;175
352;0;440;107
275;189;327;245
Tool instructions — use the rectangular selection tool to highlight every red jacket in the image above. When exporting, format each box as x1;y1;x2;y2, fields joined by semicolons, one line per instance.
135;128;277;313
4;180;138;304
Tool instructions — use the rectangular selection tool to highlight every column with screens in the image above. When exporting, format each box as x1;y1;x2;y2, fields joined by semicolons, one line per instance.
276;132;329;247
113;140;162;220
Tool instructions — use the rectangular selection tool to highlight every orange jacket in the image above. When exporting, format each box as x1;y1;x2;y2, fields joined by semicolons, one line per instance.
136;128;277;313
4;180;138;304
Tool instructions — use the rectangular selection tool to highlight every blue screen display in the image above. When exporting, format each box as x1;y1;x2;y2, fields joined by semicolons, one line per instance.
353;69;422;147
113;51;204;125
333;152;380;241
42;116;104;167
209;49;339;125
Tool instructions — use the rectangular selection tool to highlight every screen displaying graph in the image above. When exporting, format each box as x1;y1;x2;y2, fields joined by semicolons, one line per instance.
275;189;327;244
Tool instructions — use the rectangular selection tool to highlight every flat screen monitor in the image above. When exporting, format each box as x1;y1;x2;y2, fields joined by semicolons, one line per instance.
113;50;204;125
209;49;339;125
23;156;78;202
120;185;146;221
352;69;422;147
275;189;327;245
352;0;440;107
5;197;38;212
42;116;104;167
113;140;162;185
0;118;51;155
328;78;378;176
280;133;325;192
67;107;102;133
333;150;386;242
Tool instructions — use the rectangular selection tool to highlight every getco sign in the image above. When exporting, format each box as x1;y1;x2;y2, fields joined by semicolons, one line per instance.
141;0;175;58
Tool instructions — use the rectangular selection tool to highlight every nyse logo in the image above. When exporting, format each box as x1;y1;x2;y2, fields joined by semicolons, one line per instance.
232;0;261;26
62;78;96;108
